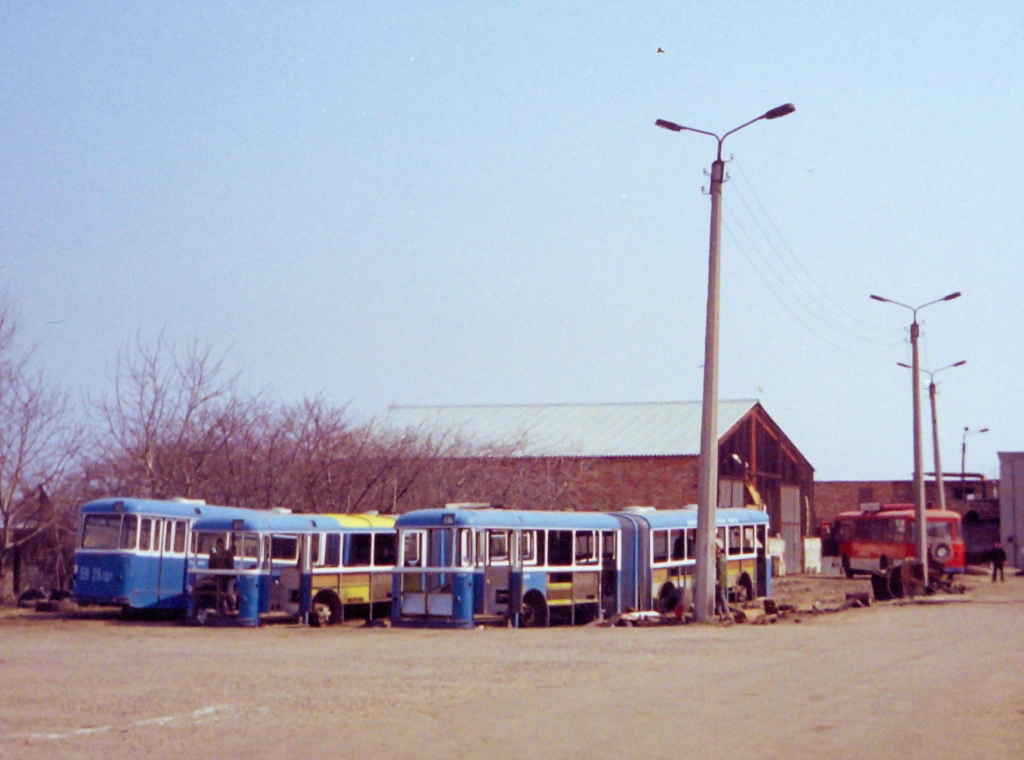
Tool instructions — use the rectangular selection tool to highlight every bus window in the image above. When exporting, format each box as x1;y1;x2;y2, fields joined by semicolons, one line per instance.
193;531;224;557
403;531;423;567
456;528;473;567
271;535;298;562
836;520;853;542
81;515;121;549
427;529;454;567
549;530;573;566
671;530;685;560
927;522;952;541
521;531;536;564
575;531;597;565
309;533;322;565
347;533;372;567
652;530;669;563
173;520;187;553
324;534;341;567
375;533;397;566
742;526;755;554
234;532;260;561
716;527;726;551
475;531;486;566
139;518;153;552
534;530;546;565
728;526;742;555
489;530;510;563
603;531;617;561
119;515;138;550
686;529;696;558
164;520;174;552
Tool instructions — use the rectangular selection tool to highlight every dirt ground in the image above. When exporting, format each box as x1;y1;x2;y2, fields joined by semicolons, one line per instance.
1;569;1021;760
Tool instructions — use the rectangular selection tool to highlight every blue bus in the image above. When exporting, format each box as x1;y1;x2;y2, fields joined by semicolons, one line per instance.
185;511;397;627
391;505;770;628
74;497;256;614
185;511;336;627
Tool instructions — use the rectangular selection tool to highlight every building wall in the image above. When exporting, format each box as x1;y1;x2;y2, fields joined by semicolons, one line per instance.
999;452;1024;569
815;479;1000;530
814;481;915;527
496;455;704;511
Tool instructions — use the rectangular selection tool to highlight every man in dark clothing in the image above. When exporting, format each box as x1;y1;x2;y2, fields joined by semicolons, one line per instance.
990;541;1007;582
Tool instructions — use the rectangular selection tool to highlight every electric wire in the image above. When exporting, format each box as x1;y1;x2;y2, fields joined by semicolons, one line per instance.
718;158;899;352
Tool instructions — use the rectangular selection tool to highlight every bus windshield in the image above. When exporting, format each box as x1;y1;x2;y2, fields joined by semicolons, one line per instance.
81;514;125;550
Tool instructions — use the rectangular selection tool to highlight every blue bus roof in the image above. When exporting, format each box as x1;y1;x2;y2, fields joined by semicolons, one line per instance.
628;507;770;529
395;506;769;530
191;512;345;533
396;508;624;530
79;497;257;520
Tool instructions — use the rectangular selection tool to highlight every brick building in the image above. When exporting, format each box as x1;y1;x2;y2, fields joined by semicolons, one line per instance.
814;476;998;525
387;399;815;571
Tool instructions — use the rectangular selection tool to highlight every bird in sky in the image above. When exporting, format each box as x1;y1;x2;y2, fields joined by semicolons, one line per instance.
657;47;665;53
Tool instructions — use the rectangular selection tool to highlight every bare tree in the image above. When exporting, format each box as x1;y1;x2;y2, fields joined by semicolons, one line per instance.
90;333;245;500
0;305;81;599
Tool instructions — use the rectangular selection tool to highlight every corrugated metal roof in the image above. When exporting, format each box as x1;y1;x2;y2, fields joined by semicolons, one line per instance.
385;400;759;458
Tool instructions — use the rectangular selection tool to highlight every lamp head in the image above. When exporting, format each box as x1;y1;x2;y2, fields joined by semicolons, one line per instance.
764;103;796;120
655;119;684;132
943;291;962;301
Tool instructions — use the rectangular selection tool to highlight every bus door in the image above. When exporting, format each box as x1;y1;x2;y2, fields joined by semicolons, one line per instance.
279;533;307;618
399;528;455;617
481;529;512;617
600;529;619;619
606;514;638;614
150;518;167;608
424;528;452;616
268;533;300;613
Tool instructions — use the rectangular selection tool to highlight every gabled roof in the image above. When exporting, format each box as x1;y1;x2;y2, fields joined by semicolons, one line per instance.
385;400;760;458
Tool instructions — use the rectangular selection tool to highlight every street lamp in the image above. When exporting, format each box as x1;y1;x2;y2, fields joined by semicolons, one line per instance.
961;426;990;482
897;359;966;511
871;291;961;573
656;103;795;622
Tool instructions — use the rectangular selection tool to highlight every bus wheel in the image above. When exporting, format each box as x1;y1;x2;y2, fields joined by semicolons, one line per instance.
310;592;343;627
929;542;952;563
520;592;548;628
841;555;854;579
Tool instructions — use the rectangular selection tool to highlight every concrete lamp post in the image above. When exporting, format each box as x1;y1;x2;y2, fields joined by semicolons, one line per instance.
897;359;966;511
961;426;990;482
656;103;795;622
871;290;961;573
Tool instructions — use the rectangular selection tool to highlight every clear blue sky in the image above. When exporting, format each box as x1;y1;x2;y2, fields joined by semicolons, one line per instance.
2;2;1021;481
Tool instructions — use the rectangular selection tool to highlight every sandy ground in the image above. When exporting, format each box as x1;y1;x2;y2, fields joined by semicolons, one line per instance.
0;571;1021;760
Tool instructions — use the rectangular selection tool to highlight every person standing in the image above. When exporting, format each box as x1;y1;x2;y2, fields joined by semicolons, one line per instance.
990;540;1007;583
714;545;730;619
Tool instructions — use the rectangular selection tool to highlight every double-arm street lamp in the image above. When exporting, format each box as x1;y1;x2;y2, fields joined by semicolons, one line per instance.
961;426;990;482
897;359;966;511
656;103;795;622
871;291;961;571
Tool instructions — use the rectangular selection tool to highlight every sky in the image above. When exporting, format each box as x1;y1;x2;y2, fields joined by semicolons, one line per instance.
2;1;1022;482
